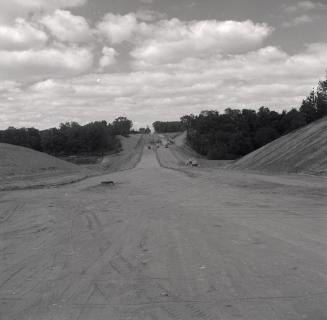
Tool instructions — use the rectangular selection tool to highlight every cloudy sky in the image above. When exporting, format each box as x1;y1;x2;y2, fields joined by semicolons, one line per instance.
0;0;327;129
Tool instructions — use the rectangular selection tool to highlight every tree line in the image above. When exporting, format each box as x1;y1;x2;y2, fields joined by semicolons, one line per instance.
0;117;133;156
152;121;185;133
180;77;327;159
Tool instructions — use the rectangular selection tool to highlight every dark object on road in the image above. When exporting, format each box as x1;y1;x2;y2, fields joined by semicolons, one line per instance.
185;158;199;167
101;181;115;185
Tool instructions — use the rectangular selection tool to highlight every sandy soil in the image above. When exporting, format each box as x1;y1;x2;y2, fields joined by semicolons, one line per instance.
101;134;144;172
0;143;78;177
0;143;89;191
0;143;326;319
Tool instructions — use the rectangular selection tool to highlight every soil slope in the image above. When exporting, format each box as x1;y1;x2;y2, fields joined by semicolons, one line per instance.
101;134;144;172
0;135;144;190
0;143;81;177
229;117;327;175
0;143;86;190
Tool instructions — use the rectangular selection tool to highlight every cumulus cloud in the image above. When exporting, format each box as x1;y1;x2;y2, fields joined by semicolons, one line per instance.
0;0;88;23
96;13;138;44
0;3;325;129
0;45;93;81
1;42;326;129
97;14;272;64
131;19;273;64
0;18;48;50
40;10;93;43
99;47;118;70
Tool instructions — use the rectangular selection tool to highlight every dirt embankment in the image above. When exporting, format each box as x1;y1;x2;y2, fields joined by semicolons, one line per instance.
0;135;144;191
0;143;88;191
229;117;327;175
101;134;144;172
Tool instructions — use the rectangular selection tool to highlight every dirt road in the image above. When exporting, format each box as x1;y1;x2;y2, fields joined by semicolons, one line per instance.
1;146;327;319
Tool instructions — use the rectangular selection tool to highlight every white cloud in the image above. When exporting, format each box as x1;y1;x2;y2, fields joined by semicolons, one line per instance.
0;18;47;50
131;19;273;64
0;45;93;81
0;0;87;23
0;5;325;129
283;14;316;27
1;42;326;129
135;10;166;21
96;13;138;44
40;10;93;43
284;1;327;13
13;0;87;9
97;14;272;64
0;80;21;93
31;78;75;96
99;47;118;70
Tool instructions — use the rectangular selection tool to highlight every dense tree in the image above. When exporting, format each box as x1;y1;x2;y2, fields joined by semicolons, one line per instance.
40;121;120;156
0;127;42;151
299;77;327;122
182;76;327;160
0;120;121;157
112;117;133;136
152;121;185;133
254;126;279;148
316;78;327;118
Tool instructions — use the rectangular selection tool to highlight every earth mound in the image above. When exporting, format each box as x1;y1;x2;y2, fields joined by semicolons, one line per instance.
0;143;79;177
229;117;327;175
0;143;84;190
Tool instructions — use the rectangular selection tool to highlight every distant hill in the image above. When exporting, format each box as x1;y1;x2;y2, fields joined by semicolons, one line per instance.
228;117;327;175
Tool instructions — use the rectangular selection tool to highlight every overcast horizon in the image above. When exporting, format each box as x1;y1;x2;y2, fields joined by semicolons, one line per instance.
1;0;327;129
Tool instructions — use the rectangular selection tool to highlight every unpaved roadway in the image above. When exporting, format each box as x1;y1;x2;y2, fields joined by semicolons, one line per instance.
1;146;327;319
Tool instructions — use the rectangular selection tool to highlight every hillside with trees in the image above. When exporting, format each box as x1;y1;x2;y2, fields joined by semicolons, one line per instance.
0;117;133;157
228;116;327;175
181;77;327;160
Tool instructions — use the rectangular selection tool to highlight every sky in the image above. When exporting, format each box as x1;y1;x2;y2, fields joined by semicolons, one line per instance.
0;0;327;129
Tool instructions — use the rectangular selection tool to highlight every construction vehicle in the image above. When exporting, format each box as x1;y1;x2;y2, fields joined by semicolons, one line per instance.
185;158;199;167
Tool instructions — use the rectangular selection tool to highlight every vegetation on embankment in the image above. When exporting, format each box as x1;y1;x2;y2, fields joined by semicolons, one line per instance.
180;77;327;160
0;117;133;157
